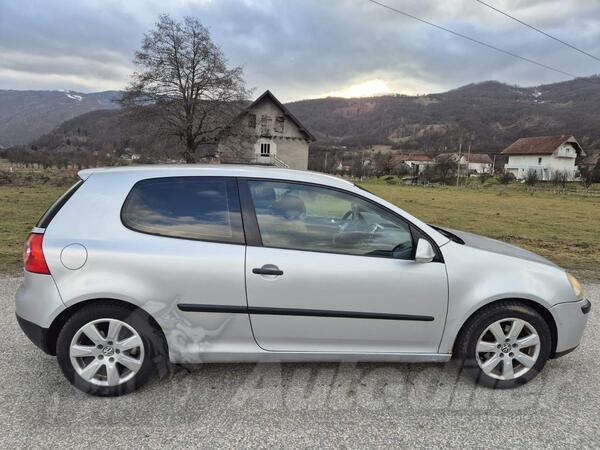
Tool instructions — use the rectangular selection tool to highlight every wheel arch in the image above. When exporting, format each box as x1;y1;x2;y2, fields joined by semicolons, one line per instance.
451;298;558;358
46;298;167;356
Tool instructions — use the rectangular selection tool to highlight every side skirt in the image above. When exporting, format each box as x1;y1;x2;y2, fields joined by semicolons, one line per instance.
169;351;452;364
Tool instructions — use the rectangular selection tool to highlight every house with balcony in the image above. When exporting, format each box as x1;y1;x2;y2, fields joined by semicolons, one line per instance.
501;135;584;181
216;90;315;170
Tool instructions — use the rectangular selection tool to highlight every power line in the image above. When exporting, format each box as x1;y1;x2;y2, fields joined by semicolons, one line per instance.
365;0;585;81
475;0;600;63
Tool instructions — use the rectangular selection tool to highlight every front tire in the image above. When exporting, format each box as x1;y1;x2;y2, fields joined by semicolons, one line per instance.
56;302;168;396
455;301;552;389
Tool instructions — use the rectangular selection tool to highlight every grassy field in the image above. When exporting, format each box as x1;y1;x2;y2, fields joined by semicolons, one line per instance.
359;180;600;278
0;186;69;274
0;181;598;278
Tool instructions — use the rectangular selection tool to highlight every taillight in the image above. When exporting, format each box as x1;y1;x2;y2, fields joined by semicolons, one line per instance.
23;233;50;274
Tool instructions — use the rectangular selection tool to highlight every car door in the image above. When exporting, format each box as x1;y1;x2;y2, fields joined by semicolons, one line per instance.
242;179;449;354
115;176;250;356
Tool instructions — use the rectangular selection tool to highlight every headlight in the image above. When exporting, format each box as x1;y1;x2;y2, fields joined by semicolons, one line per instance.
567;272;584;300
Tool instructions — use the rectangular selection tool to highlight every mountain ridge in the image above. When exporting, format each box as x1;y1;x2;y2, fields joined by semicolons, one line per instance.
2;76;600;153
285;77;600;152
0;89;121;147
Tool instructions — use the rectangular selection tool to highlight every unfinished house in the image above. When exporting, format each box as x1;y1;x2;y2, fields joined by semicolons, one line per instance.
217;91;315;170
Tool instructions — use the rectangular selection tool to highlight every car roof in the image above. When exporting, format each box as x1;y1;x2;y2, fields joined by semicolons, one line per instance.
77;164;450;247
78;164;355;189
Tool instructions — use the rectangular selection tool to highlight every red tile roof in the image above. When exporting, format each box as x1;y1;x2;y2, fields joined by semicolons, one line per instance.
465;153;493;164
501;135;582;155
392;153;432;164
435;153;460;162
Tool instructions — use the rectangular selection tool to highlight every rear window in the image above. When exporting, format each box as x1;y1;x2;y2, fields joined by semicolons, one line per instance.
121;177;244;244
36;180;84;228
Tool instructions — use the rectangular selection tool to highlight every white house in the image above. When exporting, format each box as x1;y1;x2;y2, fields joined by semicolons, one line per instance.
502;135;584;181
216;90;315;170
392;153;433;174
464;153;493;174
434;152;493;175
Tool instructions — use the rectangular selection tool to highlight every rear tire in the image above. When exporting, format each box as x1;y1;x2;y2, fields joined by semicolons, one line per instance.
56;302;168;396
455;301;552;389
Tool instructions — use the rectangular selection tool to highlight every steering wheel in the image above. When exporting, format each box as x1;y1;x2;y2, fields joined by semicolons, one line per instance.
367;222;384;242
341;204;366;224
334;205;370;245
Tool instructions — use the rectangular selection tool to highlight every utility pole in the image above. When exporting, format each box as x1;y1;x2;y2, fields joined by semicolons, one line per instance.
323;152;328;173
456;142;462;187
466;143;471;181
492;153;497;173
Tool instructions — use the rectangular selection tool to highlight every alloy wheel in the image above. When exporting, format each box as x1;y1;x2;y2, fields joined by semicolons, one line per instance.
475;317;541;381
69;318;145;386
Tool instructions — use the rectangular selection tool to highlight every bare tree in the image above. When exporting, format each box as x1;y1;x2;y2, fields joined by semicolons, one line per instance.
580;163;600;189
436;157;454;184
580;166;594;189
551;170;569;190
121;14;250;162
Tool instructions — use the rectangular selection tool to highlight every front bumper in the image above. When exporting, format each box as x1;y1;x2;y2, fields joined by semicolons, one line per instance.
16;314;53;354
550;298;591;358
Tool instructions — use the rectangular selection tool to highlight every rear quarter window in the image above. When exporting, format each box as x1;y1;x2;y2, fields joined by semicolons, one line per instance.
36;180;84;228
121;177;244;244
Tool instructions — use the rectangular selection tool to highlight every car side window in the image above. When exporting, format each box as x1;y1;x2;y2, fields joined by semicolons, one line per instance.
122;177;244;244
248;180;414;259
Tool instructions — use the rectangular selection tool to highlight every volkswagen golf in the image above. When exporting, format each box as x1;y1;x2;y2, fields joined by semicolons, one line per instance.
16;165;590;396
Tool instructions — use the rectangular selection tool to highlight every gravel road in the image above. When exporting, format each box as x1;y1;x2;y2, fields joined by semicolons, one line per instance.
1;276;598;448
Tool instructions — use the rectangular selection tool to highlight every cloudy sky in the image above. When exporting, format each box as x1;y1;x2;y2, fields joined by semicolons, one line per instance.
1;0;599;101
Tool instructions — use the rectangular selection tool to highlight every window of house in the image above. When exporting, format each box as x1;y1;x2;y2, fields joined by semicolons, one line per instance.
260;115;272;134
260;143;271;156
121;177;244;244
538;157;542;164
248;181;414;259
247;114;256;129
274;116;285;133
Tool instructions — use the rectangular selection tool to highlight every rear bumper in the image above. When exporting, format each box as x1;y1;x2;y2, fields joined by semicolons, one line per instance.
550;298;591;357
16;314;53;354
15;271;65;356
15;271;65;327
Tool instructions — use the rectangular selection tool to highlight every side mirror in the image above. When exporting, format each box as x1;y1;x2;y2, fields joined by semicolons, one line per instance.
415;239;435;263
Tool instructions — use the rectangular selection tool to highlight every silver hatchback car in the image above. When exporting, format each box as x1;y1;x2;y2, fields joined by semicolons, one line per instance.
16;165;590;396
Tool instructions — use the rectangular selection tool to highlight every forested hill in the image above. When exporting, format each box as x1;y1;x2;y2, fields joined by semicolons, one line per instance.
0;89;121;147
286;77;600;152
4;77;600;156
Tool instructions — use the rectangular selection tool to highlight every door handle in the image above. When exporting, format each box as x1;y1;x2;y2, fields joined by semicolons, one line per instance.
252;266;284;276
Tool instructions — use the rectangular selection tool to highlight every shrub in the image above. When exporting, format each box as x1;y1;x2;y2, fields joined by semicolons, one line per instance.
499;172;515;185
525;169;539;187
478;172;492;185
551;170;569;189
485;176;499;186
0;171;13;186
